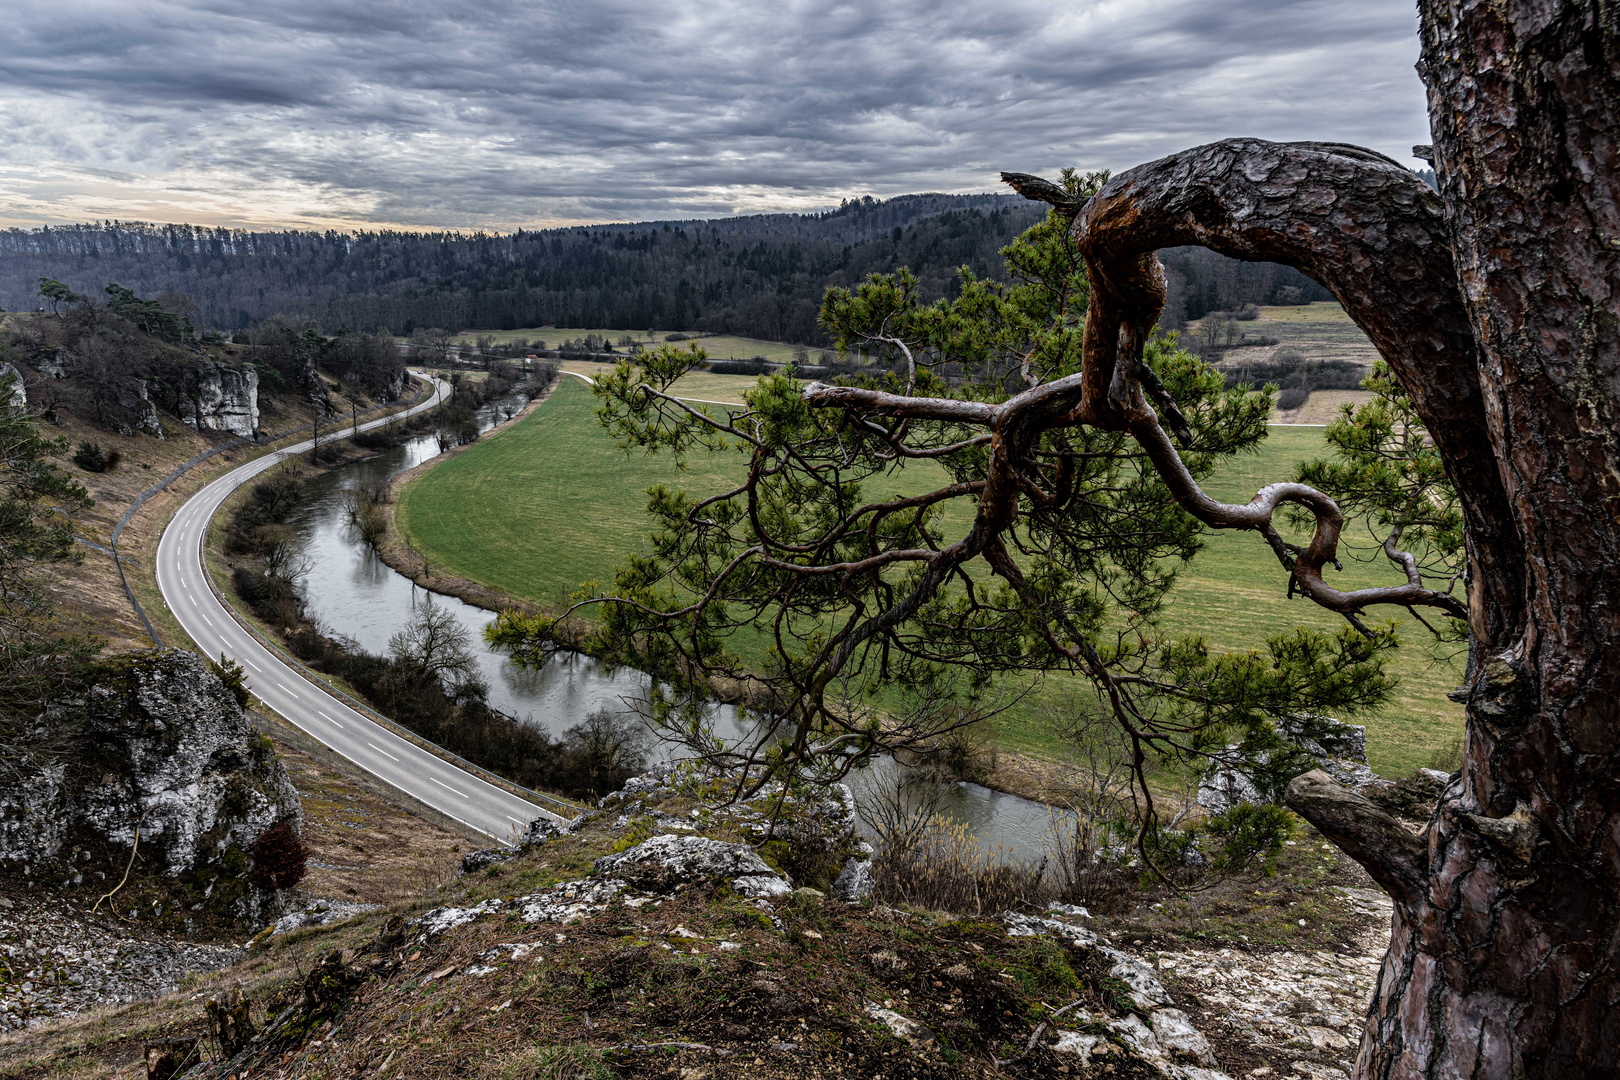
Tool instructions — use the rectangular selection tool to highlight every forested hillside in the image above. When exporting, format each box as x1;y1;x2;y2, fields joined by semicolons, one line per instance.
0;192;1328;344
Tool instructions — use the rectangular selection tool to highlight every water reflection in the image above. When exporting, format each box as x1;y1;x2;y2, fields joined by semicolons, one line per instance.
282;394;1055;854
845;755;1074;862
285;403;662;736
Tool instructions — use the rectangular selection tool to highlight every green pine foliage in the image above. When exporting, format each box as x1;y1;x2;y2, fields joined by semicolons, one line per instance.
493;187;1406;831
0;371;100;749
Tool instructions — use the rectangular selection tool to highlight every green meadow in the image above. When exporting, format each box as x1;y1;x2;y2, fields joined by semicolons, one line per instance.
396;377;1464;777
449;326;822;367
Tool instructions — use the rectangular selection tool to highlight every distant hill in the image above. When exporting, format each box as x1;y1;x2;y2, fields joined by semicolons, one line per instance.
0;192;1329;345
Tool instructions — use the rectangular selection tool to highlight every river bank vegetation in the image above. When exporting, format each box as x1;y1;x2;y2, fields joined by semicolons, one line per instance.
217;367;650;802
397;377;1465;778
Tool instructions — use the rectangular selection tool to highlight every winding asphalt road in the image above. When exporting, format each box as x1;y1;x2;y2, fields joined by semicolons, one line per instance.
155;373;563;844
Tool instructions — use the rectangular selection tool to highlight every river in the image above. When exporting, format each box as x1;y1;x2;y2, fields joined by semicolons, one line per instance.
282;389;1065;857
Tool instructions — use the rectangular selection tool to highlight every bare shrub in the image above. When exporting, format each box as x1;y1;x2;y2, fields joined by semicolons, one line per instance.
388;601;484;701
342;484;389;548
1277;385;1311;411
856;760;947;857
903;714;998;784
1041;699;1142;912
860;759;1045;914
560;708;650;796
249;820;308;892
871;816;1044;916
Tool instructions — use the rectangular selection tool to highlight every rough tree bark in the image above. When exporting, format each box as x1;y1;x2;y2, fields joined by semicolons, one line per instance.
1055;2;1617;1072
1014;3;1616;1071
1362;1;1620;1075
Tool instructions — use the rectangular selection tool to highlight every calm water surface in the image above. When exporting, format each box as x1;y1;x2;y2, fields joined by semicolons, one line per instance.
284;396;1062;857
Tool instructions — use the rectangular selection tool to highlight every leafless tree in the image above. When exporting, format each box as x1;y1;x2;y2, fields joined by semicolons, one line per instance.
562;708;651;795
252;524;308;581
852;759;947;858
388;600;481;696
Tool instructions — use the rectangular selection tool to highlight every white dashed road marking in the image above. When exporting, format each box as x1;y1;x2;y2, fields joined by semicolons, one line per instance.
430;776;470;799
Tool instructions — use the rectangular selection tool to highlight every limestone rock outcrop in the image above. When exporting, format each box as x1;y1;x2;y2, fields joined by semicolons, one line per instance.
128;378;163;436
34;348;67;380
1198;714;1384;813
1005;911;1228;1078
1;362;24;408
594;834;791;898
0;649;301;922
180;361;259;437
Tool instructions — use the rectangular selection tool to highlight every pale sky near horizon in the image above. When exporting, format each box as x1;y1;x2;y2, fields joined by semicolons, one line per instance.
0;0;1432;232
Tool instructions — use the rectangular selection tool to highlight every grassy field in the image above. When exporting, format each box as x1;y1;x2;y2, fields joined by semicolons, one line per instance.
555;363;761;405
1251;301;1385;367
447;326;828;367
1192;302;1382;423
397;377;1463;777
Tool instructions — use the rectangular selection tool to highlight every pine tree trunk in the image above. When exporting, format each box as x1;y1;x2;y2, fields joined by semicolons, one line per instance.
1008;3;1615;1066
1347;1;1620;1075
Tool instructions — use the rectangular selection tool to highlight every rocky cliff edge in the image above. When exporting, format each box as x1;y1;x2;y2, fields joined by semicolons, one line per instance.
0;649;301;925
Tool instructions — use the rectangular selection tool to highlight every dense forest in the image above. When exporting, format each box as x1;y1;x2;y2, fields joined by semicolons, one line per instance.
0;193;1329;345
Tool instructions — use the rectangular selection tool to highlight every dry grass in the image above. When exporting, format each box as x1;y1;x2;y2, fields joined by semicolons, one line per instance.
872;817;1047;918
270;728;469;905
1273;388;1376;425
41;374;431;654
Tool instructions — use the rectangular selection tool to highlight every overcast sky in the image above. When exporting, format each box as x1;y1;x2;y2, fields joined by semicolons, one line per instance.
0;0;1430;232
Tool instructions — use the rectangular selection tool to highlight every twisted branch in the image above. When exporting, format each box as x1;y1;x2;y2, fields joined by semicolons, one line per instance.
798;140;1494;633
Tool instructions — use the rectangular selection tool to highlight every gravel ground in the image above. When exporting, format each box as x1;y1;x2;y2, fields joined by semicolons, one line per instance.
1152;886;1394;1080
0;892;240;1032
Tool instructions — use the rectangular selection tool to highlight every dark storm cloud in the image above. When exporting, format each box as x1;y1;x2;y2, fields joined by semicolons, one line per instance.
0;0;1430;229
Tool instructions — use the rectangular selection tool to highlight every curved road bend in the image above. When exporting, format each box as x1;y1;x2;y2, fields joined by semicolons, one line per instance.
156;372;563;843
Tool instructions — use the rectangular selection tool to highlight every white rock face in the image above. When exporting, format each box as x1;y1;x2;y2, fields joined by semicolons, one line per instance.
832;852;874;903
35;349;68;379
121;377;163;437
405;877;663;943
1198;714;1386;812
0;649;301;920
1150;1007;1220;1068
1103;946;1176;1010
602;760;684;804
272;898;381;935
1004;911;1100;948
592;834;791;895
412;899;506;942
1151;888;1390;1079
1004;910;1230;1080
515;878;649;923
1;363;24;408
182;361;259;437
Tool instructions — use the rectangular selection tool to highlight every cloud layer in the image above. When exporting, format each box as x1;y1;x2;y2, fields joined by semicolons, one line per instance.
0;0;1430;230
